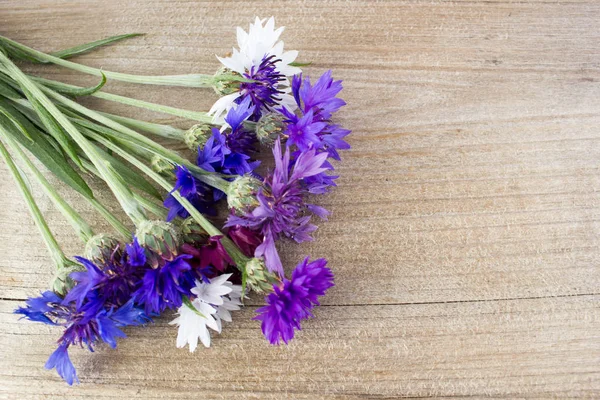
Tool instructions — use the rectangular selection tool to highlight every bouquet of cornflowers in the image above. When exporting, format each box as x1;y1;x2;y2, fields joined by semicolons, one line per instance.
0;17;349;385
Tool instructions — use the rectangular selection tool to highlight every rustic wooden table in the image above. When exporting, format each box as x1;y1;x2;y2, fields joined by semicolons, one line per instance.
1;1;599;398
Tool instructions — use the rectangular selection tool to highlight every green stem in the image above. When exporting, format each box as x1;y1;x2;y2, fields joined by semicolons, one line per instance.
41;91;231;192
33;75;214;122
0;35;216;88
134;194;168;219
0;139;70;269
0;51;147;226
98;111;185;141
84;128;249;268
0;129;94;242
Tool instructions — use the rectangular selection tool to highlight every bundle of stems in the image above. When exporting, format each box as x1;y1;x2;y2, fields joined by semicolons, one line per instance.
0;34;251;288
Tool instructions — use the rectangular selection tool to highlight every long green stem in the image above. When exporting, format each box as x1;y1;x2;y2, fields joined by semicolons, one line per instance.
0;139;71;268
85;128;249;268
98;111;185;141
33;76;214;122
0;51;147;226
0;129;94;242
38;88;231;192
0;35;216;88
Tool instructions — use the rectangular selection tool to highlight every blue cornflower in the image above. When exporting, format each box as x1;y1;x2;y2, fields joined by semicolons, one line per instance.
133;254;195;314
254;257;334;345
164;165;217;221
15;293;148;385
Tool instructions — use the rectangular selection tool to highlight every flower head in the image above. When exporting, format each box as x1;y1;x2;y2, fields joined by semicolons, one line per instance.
210;17;301;121
170;274;242;351
254;257;334;345
15;292;148;385
134;255;194;314
280;71;350;159
226;139;329;275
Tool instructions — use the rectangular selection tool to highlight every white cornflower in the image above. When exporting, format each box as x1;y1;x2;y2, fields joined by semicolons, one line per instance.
170;274;244;351
209;16;302;122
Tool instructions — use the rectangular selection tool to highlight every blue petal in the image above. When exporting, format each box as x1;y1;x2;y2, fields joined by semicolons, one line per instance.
45;344;78;385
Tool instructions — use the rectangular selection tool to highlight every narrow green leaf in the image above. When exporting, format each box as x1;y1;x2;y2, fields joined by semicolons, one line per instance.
35;73;107;97
2;72;85;169
0;100;94;198
0;104;33;141
0;77;21;99
50;34;144;60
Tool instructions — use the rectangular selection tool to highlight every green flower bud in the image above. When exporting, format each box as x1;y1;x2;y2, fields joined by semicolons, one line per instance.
213;66;242;96
184;123;213;151
226;175;262;212
150;154;173;176
256;112;286;146
51;261;84;296
245;258;280;294
135;220;179;262
178;217;209;244
84;233;122;265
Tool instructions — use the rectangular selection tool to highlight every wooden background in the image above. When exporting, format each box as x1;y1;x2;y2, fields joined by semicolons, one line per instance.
1;1;599;398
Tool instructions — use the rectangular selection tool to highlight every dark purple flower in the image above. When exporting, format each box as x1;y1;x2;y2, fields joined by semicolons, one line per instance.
254;257;334;345
239;54;286;119
226;140;329;275
227;225;263;257
199;236;233;272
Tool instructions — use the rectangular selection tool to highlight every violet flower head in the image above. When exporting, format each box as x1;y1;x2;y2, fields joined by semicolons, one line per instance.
226;139;329;275
254;257;334;345
281;71;350;159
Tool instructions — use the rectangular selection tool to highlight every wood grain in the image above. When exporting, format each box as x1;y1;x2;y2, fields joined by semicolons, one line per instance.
0;0;599;398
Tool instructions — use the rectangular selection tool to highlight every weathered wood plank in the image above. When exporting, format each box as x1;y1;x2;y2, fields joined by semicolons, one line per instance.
0;0;599;398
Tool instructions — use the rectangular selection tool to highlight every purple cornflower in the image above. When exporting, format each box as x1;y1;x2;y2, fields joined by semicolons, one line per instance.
280;71;350;159
15;293;148;385
239;54;287;119
226;139;329;275
254;257;334;345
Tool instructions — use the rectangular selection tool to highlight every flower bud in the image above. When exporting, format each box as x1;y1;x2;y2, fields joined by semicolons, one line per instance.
213;66;242;96
245;257;280;294
84;234;122;265
150;154;173;176
226;175;262;212
184;123;213;151
179;217;209;244
51;262;84;296
256;112;286;146
135;220;179;261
